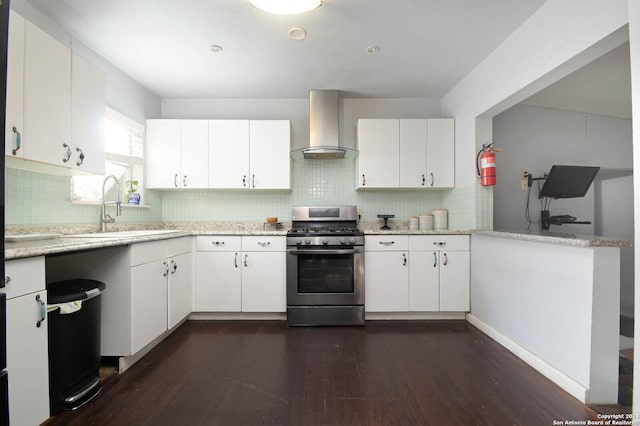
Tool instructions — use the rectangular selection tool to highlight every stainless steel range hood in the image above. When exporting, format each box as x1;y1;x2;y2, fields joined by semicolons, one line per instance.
292;90;358;160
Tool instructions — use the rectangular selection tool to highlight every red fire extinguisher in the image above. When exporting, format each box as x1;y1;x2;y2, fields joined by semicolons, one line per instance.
476;144;499;186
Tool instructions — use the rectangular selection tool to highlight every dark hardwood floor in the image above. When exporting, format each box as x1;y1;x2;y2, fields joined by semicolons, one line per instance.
45;320;603;425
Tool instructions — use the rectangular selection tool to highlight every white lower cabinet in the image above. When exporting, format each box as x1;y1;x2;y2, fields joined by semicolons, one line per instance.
409;235;470;312
364;236;409;312
4;257;50;426
365;234;470;313
196;236;286;312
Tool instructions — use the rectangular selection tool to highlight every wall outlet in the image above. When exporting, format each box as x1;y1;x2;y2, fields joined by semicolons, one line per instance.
357;208;364;218
520;170;529;190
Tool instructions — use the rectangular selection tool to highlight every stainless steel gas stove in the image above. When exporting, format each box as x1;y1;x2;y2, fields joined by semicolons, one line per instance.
286;206;365;326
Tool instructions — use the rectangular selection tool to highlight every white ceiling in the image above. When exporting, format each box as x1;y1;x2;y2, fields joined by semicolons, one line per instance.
520;42;631;119
24;0;548;99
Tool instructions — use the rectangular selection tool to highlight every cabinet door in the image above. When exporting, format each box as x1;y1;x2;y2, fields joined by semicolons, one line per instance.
71;52;105;174
399;119;427;188
408;251;439;311
6;291;50;426
209;120;249;189
130;260;168;353
357;119;399;188
168;252;192;329
146;119;181;188
249;120;290;189
23;20;71;167
195;252;242;311
180;120;208;188
427;118;454;188
364;251;408;312
439;250;470;311
5;11;24;160
241;251;286;312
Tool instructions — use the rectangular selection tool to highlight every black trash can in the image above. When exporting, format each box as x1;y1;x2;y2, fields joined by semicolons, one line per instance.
47;279;106;415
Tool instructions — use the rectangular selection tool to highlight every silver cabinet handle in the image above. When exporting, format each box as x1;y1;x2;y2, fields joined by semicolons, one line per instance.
242;175;247;187
244;254;248;267
402;253;407;266
433;252;437;267
4;276;11;285
36;294;46;328
75;147;85;166
257;241;271;247
211;241;225;246
170;259;178;274
252;174;256;188
11;127;21;155
433;242;446;247
421;174;426;186
234;252;238;268
174;173;178;188
430;172;434;187
362;174;366;186
379;241;395;246
183;175;187;187
62;143;72;163
443;253;448;266
163;261;169;277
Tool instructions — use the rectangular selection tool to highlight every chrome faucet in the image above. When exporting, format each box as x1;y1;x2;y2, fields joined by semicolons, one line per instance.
101;175;122;232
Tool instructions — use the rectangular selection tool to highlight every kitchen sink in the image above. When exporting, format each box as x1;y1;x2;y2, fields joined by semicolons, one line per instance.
61;230;183;238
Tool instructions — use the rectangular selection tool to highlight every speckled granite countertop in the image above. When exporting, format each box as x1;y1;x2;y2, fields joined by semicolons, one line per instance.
472;229;633;248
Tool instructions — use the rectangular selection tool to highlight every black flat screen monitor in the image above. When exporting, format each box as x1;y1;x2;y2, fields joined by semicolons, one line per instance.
539;165;600;199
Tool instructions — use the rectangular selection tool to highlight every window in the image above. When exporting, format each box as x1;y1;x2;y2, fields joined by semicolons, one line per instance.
72;108;145;203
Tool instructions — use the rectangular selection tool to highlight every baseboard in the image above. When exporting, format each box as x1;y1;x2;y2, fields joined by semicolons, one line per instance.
365;312;466;321
466;313;588;403
189;312;287;321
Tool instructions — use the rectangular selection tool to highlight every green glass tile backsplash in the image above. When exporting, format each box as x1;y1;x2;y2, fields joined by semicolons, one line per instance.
6;161;487;229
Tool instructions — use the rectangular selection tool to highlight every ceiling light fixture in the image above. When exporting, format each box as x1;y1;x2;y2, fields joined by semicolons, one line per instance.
249;0;321;15
367;45;380;54
210;44;223;53
288;27;306;41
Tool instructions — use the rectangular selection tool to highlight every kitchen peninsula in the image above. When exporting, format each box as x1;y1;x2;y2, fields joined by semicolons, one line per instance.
470;230;631;405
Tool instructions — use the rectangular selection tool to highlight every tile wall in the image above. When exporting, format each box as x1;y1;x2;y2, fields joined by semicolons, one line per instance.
6;160;490;230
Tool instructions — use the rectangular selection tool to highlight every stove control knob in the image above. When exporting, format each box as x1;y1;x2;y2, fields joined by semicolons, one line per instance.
340;237;347;245
348;237;356;245
296;240;302;246
304;238;311;245
322;238;329;245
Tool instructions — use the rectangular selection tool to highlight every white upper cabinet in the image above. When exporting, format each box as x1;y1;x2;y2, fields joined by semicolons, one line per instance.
146;119;209;189
7;13;106;174
357;118;455;189
5;11;24;159
248;120;291;189
209;120;250;189
356;119;399;188
208;119;291;190
427;118;455;188
23;20;71;167
399;119;428;188
71;52;105;174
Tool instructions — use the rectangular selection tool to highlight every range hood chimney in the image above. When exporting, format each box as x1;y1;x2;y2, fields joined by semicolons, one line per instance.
292;90;358;160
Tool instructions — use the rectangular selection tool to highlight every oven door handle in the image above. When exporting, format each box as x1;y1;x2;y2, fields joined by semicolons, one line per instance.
287;248;360;255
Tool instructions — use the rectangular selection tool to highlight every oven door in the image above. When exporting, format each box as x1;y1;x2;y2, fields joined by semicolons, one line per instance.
286;246;364;306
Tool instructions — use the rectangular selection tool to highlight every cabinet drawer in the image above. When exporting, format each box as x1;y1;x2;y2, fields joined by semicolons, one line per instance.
166;237;192;257
409;235;469;251
4;256;46;299
130;240;166;266
241;236;285;252
365;235;409;251
196;236;241;251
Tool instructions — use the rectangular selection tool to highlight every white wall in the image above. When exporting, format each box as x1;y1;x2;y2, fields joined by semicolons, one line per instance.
161;97;442;153
442;0;629;188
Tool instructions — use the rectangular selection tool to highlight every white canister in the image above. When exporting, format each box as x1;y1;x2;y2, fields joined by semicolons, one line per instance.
432;209;448;230
409;216;419;231
419;214;433;231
